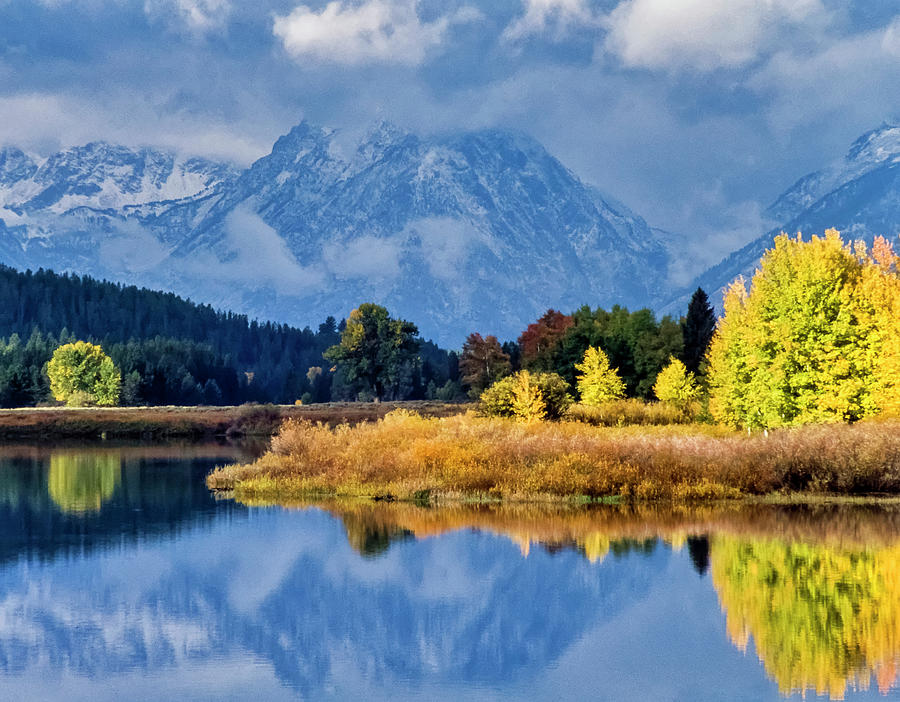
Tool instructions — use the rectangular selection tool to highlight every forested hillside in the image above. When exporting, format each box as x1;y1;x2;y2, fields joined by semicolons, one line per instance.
0;265;457;407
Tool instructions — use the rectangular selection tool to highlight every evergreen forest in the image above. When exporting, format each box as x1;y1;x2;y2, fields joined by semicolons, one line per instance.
0;265;457;407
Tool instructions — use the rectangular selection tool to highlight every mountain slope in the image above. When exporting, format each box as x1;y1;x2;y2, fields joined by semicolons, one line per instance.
160;121;670;344
685;123;900;309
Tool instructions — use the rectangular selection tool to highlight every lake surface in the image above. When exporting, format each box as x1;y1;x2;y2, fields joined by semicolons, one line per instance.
0;443;898;701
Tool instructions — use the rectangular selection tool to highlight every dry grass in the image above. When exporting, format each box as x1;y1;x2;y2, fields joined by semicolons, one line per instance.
565;399;694;426
206;410;900;501
0;401;469;439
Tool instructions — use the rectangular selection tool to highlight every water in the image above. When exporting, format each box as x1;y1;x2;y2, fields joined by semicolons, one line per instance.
0;443;898;701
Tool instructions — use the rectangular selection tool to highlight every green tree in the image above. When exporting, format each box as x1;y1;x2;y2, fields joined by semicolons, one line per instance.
46;341;121;406
575;346;625;405
324;303;420;401
681;287;716;375
653;357;699;413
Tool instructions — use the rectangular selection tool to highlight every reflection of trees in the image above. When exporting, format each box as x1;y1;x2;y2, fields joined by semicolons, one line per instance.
48;452;122;514
340;512;413;557
711;536;900;699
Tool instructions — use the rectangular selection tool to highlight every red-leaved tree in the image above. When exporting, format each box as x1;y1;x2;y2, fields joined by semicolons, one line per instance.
518;309;573;370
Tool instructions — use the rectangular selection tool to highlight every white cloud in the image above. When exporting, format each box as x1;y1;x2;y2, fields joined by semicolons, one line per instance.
99;221;171;274
881;16;900;58
273;0;479;66
604;0;826;71
144;0;232;35
403;216;481;281
503;0;596;42
748;23;900;136
0;92;268;165
323;234;402;279
219;206;325;294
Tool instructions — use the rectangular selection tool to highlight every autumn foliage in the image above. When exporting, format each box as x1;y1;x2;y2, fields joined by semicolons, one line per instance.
708;230;900;429
459;333;511;396
518;309;573;370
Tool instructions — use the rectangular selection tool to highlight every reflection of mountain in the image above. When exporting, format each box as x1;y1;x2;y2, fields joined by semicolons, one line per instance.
0;502;666;695
711;535;900;699
5;487;900;698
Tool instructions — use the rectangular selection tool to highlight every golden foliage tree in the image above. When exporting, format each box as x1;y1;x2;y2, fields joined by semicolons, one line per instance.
510;370;547;422
653;357;699;413
575;346;625;405
708;230;900;428
46;341;121;407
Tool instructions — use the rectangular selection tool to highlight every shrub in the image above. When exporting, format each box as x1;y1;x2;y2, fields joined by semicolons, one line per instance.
479;371;573;420
565;399;692;426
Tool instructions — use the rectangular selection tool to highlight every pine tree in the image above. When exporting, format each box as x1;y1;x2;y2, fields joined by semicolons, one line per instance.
681;287;716;375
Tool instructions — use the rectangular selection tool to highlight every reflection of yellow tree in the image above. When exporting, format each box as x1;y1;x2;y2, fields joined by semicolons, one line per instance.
47;453;121;515
712;536;900;699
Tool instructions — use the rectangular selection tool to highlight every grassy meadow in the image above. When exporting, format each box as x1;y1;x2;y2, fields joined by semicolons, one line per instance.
206;409;900;502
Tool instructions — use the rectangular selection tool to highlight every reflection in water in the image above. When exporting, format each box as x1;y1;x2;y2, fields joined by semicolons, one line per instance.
712;536;900;700
47;452;122;514
2;447;900;701
277;499;900;699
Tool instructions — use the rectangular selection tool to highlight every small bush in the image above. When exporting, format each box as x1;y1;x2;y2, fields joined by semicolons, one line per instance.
479;371;573;420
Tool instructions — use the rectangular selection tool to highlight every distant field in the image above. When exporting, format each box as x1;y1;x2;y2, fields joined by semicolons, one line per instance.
0;402;470;440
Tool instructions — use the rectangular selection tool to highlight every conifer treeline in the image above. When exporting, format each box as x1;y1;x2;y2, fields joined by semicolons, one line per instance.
0;265;456;407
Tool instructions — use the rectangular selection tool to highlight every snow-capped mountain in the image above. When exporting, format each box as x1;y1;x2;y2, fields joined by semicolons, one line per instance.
0;143;237;215
0;121;671;345
684;123;900;311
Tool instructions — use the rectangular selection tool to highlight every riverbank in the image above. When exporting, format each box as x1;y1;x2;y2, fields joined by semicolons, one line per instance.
206;410;900;501
0;402;469;440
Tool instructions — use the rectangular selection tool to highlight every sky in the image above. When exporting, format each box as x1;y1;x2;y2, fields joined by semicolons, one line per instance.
2;0;900;274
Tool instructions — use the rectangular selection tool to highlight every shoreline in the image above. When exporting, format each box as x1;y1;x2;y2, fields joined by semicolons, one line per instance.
0;401;469;440
206;410;900;503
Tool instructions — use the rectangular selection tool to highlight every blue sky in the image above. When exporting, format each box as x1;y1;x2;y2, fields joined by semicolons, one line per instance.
2;0;900;272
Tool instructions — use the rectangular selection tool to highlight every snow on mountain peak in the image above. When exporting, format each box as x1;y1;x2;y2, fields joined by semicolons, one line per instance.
767;121;900;223
0;142;237;216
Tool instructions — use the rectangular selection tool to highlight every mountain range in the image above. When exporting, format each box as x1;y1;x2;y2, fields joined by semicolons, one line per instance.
0;122;670;346
2;120;899;345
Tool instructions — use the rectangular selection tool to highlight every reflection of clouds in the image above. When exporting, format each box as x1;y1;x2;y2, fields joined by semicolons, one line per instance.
0;507;662;697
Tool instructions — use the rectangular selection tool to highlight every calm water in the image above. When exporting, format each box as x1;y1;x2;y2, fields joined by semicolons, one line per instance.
0;443;898;701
